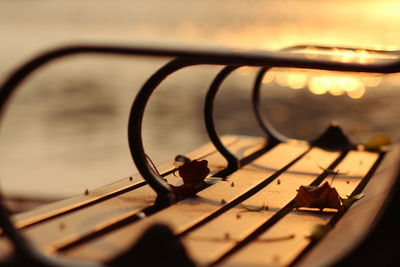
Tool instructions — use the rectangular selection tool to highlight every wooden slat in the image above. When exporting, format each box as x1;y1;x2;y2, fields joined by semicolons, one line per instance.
0;136;258;259
12;136;238;229
181;147;341;265
3;136;394;267
7;137;264;256
296;146;400;267
60;142;309;262
218;150;380;267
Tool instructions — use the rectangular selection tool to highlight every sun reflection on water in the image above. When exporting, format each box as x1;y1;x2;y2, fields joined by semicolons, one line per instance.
262;69;377;99
258;48;394;99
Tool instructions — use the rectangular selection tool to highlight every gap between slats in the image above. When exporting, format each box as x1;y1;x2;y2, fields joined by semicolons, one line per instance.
11;136;239;230
58;142;310;262
216;150;381;267
7;137;265;257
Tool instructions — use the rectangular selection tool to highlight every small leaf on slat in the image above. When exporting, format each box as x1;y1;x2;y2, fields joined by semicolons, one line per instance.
341;193;364;210
294;182;342;210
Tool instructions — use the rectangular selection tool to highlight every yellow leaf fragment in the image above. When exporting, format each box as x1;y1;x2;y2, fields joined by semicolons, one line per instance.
307;224;332;241
364;135;391;150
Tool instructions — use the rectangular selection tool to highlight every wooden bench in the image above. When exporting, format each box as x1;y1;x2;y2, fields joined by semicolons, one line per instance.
0;45;400;266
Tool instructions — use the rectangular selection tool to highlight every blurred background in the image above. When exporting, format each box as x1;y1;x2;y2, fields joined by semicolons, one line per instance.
0;0;399;211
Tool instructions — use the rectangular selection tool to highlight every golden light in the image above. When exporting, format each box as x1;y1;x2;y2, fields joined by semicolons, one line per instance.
328;84;345;96
276;72;289;87
262;71;275;84
347;83;366;99
237;66;253;76
309;76;328;95
268;66;374;100
355;50;372;64
302;47;382;65
307;74;366;98
362;76;382;87
338;77;362;92
286;72;308;89
339;50;356;63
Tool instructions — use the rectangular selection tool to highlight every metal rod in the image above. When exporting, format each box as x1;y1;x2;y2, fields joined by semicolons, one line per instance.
204;66;241;176
250;44;400;145
128;58;197;205
252;66;289;144
0;44;400;266
281;44;400;55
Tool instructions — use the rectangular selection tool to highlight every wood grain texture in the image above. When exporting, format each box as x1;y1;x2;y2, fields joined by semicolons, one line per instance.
60;142;309;262
0;136;258;259
12;136;239;229
1;136;395;267
183;147;340;265
0;136;265;259
219;150;379;267
296;146;400;267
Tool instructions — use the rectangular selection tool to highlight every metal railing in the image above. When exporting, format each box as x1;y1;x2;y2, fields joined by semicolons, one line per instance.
0;44;399;266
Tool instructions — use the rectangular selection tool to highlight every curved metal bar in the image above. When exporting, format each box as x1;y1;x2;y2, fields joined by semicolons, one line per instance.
0;44;400;266
128;58;198;205
0;45;399;204
0;46;399;198
204;66;241;176
252;67;289;144
2;45;399;113
251;44;400;144
0;205;101;266
281;44;400;55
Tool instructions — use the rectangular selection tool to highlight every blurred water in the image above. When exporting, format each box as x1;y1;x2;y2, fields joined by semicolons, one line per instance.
0;0;399;201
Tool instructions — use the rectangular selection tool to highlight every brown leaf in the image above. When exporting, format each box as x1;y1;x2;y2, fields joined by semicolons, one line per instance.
294;182;342;210
179;160;210;186
171;159;210;198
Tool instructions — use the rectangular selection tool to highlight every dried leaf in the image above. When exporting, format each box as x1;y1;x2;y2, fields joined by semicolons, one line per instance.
294;182;342;210
170;159;210;198
341;193;364;209
364;135;391;150
179;160;210;186
146;154;161;176
239;203;269;212
257;234;295;243
307;224;332;241
59;223;66;230
224;233;230;240
317;164;347;175
204;176;224;185
175;154;191;165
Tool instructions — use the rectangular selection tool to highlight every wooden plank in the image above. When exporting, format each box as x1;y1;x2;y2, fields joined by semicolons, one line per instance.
12;136;239;229
5;136;264;257
60;142;309;262
0;136;254;259
181;147;341;265
218;150;380;267
296;146;400;267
